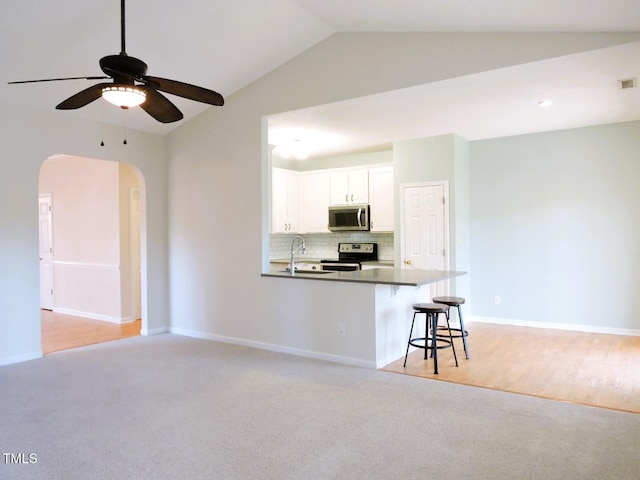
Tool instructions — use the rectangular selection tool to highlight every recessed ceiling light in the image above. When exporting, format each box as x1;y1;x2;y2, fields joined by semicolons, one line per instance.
538;99;553;107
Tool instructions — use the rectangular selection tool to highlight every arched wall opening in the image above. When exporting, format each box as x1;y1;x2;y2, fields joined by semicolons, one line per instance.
38;154;148;348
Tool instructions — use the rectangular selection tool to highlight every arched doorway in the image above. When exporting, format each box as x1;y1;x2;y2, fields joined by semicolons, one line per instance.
38;154;145;352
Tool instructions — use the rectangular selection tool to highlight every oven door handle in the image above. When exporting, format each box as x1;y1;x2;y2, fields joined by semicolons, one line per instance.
321;262;361;271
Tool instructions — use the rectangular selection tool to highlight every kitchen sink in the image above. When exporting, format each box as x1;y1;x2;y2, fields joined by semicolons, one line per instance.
279;268;333;275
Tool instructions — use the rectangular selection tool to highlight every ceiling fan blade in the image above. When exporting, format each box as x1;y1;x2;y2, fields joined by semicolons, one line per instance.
8;76;109;85
56;83;112;110
140;88;183;123
143;76;224;106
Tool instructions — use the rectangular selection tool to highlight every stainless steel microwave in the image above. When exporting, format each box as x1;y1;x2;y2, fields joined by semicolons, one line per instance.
328;204;370;232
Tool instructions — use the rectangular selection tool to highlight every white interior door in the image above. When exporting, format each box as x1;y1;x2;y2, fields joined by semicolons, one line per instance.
402;183;448;298
38;194;54;310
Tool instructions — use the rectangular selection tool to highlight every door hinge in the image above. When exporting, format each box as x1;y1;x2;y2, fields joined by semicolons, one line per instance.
50;289;53;295
49;205;52;211
50;247;52;253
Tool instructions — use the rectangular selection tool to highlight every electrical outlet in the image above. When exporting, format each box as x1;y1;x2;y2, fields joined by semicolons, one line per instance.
494;295;501;305
338;323;346;336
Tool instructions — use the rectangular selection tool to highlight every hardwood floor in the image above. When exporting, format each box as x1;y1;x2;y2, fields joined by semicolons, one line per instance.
41;310;141;354
383;322;640;414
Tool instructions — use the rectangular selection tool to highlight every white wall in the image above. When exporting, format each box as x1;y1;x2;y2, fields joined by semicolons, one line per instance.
165;33;640;366
470;120;640;332
0;103;168;366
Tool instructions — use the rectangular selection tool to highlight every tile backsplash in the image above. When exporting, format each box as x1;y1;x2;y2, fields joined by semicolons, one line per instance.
270;232;394;262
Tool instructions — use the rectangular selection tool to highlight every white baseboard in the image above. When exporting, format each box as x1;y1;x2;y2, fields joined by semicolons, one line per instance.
170;327;377;369
142;327;169;335
469;316;640;337
0;350;43;366
53;307;133;325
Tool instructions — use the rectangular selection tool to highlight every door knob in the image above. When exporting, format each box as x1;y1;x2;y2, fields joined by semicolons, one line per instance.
405;259;412;265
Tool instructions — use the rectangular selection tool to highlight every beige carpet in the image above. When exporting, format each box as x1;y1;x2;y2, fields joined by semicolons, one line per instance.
1;334;639;480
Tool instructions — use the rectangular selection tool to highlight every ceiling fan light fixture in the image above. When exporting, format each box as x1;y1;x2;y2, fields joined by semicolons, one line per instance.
102;85;146;108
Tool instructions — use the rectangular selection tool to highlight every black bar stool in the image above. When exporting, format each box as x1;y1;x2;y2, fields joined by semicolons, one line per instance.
432;296;470;360
403;303;458;374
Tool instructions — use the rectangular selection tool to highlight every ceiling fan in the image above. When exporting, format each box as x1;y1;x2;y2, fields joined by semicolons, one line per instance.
8;0;224;123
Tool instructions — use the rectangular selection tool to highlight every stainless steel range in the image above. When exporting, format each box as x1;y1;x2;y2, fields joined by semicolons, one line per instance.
320;243;378;271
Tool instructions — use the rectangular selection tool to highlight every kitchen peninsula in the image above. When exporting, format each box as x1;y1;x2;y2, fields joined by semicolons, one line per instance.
264;135;471;371
262;266;467;369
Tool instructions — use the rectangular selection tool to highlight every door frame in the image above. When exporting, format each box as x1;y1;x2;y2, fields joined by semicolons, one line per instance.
129;187;142;320
38;193;54;310
398;180;450;272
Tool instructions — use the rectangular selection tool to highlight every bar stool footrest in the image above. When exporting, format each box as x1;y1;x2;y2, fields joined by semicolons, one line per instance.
436;326;469;338
408;337;453;350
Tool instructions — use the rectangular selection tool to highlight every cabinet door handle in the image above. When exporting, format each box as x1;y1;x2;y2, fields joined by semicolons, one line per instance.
351;194;354;202
345;194;348;202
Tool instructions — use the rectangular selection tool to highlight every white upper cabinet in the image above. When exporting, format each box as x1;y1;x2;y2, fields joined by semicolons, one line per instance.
271;163;394;234
330;169;369;205
271;168;298;233
368;166;394;232
299;171;331;233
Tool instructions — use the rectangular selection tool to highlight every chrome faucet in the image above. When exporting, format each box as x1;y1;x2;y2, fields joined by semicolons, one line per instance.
290;235;306;274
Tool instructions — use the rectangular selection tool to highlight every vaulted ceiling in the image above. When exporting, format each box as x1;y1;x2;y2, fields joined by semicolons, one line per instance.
2;1;639;155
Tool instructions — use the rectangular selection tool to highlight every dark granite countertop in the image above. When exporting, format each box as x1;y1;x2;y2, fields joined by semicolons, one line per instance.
263;266;466;287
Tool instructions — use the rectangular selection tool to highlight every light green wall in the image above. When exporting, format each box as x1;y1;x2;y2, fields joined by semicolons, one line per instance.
394;135;456;183
470;120;640;330
453;136;471;299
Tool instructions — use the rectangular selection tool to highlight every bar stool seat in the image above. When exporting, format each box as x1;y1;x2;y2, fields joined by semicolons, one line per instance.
403;303;458;374
432;296;470;360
